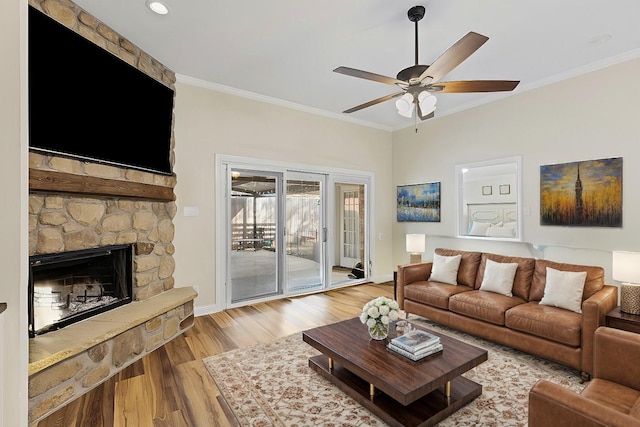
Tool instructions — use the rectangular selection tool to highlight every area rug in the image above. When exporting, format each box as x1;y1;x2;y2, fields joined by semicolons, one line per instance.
203;317;585;426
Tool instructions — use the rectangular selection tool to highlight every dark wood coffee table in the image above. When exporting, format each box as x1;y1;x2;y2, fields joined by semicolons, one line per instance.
302;317;488;427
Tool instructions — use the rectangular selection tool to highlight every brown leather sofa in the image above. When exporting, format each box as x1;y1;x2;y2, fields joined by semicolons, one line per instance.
396;248;618;380
529;327;640;426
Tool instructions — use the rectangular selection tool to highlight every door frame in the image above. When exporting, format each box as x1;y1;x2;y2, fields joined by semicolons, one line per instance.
215;154;374;309
328;175;371;288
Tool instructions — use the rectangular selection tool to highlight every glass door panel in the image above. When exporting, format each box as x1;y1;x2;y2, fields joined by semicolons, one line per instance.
229;169;281;303
285;172;325;292
340;186;360;269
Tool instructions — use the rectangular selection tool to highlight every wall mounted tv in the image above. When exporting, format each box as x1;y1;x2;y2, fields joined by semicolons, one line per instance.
28;6;174;176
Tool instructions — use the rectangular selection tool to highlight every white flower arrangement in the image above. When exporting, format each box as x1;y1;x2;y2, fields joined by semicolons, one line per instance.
359;296;400;333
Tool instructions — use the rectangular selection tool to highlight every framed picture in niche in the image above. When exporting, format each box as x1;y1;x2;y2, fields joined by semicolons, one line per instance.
397;182;441;222
499;184;510;195
540;157;622;227
482;186;492;196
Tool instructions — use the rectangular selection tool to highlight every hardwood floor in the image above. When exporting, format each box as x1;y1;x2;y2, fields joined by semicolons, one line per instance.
33;282;394;427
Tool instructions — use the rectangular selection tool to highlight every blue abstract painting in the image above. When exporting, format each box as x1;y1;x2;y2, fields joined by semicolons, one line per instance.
397;182;441;222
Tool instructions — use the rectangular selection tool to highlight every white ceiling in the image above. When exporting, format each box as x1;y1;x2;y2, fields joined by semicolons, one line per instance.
72;0;640;132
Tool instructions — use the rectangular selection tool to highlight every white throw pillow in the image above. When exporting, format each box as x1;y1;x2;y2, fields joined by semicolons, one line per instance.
539;267;587;313
485;225;515;237
468;221;491;236
479;259;518;296
428;254;462;285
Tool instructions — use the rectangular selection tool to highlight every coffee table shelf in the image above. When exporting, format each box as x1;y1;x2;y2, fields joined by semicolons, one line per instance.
309;354;481;427
303;317;487;427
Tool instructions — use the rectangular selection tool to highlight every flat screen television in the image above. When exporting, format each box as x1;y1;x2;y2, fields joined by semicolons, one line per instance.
28;6;174;176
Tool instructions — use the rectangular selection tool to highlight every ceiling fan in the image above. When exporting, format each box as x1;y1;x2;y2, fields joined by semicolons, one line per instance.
334;5;520;121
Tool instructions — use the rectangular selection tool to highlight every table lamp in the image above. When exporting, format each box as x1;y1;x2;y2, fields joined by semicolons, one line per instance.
612;251;640;315
406;234;425;264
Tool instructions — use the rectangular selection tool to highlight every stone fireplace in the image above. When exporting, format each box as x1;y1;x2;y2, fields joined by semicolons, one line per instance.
27;0;197;424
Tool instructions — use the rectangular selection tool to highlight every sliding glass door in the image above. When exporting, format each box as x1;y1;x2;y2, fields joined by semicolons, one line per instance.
285;172;325;293
228;168;326;304
229;169;282;303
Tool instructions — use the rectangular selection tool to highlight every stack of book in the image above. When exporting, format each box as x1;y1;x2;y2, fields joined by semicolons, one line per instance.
387;329;443;361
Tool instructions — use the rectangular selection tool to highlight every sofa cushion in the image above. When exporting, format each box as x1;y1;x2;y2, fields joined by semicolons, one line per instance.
530;259;604;302
475;253;535;299
403;282;473;310
505;302;581;346
449;290;525;325
581;378;640;416
539;267;587;313
435;248;482;287
479;259;519;296
428;253;462;285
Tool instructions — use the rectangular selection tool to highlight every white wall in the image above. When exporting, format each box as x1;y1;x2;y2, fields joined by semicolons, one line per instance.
392;58;640;287
1;0;28;425
172;80;394;312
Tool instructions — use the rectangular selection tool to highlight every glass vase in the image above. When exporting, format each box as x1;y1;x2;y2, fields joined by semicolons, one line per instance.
368;322;388;340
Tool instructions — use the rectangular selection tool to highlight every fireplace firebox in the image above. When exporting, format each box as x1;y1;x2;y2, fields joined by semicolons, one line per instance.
29;244;133;337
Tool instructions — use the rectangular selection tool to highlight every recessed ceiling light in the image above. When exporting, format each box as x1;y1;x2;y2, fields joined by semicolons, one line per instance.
146;0;169;15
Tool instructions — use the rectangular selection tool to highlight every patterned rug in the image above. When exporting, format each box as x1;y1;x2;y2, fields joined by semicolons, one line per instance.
203;317;585;426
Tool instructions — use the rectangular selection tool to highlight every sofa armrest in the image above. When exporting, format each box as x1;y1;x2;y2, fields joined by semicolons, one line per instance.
529;380;638;427
580;285;618;377
396;262;432;309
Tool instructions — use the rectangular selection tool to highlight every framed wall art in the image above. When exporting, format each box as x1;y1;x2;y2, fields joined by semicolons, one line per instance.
540;157;622;227
482;186;492;196
397;182;441;222
499;184;510;195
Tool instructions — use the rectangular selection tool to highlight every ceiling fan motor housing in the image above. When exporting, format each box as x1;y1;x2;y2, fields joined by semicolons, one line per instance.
408;5;425;22
397;65;429;85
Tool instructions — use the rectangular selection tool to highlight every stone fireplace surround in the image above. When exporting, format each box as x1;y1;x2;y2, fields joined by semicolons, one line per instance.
27;152;198;426
27;0;197;424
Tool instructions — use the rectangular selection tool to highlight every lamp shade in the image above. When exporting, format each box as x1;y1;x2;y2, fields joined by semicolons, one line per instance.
612;251;640;314
612;251;640;283
406;234;425;254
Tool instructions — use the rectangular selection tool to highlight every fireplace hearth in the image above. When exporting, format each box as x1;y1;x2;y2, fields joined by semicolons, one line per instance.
29;244;133;337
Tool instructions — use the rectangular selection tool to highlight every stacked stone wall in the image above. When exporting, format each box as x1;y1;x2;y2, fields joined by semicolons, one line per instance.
29;152;178;301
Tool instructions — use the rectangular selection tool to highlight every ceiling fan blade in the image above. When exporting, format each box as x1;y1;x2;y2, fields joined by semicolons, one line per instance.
334;66;407;87
418;32;489;84
429;80;520;93
416;103;435;121
343;92;405;114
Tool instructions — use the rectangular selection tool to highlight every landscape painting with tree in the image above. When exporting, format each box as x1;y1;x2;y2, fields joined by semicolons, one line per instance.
540;157;622;227
397;182;441;222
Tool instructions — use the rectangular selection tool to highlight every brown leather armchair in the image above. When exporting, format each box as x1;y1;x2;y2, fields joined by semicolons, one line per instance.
529;326;640;426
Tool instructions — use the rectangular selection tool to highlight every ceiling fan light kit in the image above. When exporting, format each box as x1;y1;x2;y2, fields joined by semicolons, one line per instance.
418;91;437;114
395;93;414;118
334;5;519;126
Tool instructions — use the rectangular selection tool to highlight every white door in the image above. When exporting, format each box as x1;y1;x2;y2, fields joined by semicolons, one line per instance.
339;185;361;269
